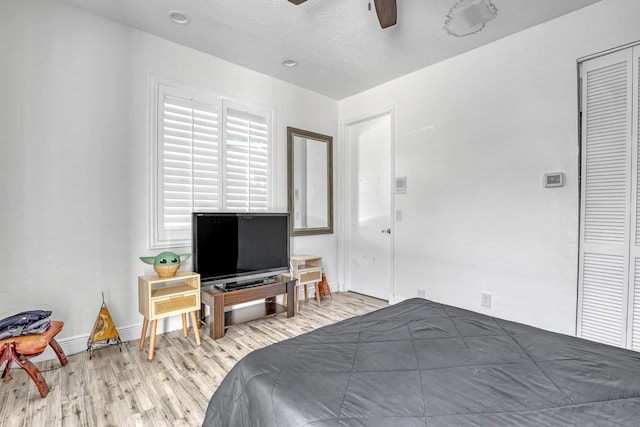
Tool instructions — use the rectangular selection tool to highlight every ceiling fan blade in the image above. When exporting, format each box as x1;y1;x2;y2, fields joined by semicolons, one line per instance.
374;0;397;28
288;0;307;4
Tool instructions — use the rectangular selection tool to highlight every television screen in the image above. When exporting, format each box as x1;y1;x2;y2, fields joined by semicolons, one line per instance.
192;212;290;287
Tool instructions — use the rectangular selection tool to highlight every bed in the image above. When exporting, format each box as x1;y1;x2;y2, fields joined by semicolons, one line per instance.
202;297;640;426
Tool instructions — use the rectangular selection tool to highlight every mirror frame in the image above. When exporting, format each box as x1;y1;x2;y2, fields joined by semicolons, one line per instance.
287;127;333;236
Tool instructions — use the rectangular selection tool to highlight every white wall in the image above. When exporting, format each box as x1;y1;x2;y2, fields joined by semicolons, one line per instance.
0;0;337;354
4;0;636;357
339;0;640;335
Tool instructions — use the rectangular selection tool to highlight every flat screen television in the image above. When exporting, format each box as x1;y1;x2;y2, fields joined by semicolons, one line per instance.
192;212;290;289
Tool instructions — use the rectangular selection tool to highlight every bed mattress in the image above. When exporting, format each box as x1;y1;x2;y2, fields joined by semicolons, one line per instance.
203;298;640;426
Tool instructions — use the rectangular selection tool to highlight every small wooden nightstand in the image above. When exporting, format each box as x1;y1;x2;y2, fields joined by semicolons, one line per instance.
288;255;323;312
138;271;201;360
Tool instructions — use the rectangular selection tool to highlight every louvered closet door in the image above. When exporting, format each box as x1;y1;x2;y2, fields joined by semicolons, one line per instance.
628;46;640;351
578;48;633;348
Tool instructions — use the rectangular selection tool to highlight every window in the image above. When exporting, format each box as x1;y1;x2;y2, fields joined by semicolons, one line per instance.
151;79;275;248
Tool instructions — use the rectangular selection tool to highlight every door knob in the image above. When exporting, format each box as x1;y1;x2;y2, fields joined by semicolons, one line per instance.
381;228;391;234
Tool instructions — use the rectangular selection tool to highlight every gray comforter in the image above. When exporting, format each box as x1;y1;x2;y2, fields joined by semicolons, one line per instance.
203;298;640;426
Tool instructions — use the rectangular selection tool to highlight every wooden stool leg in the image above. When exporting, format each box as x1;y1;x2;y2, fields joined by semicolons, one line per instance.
1;344;11;381
304;284;309;303
1;363;11;383
282;293;287;307
48;338;68;367
189;311;201;345
139;318;148;351
181;313;188;337
296;286;300;313
316;283;321;305
17;356;49;398
3;342;49;397
148;320;158;361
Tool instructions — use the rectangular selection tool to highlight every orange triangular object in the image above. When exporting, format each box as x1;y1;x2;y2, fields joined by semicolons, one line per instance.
89;305;120;344
87;298;122;358
318;273;332;299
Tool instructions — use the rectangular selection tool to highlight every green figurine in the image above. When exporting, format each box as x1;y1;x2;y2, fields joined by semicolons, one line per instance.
140;251;191;278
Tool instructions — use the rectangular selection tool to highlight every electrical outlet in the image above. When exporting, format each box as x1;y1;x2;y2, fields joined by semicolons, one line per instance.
417;289;426;298
481;292;492;308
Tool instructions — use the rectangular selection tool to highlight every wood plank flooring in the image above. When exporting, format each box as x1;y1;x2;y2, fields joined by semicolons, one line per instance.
0;292;386;427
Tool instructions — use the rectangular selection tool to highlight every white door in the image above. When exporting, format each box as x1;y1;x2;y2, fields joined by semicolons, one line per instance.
577;45;640;351
345;112;393;300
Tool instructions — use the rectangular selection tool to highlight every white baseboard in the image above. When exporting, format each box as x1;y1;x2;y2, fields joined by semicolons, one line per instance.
390;295;409;304
30;317;188;363
28;283;338;363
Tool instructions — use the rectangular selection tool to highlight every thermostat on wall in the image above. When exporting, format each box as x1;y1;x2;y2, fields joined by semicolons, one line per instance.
543;172;564;188
395;176;407;194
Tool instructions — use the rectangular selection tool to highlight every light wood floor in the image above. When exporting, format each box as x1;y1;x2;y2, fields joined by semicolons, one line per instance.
0;292;386;427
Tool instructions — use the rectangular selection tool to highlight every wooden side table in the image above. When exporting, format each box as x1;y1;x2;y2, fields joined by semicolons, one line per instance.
287;255;323;312
138;271;201;360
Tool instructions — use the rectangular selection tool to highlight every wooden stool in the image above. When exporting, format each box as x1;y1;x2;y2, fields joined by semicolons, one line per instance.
0;320;68;398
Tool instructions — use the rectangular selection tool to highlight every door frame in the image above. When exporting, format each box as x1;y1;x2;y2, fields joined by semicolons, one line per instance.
337;106;396;301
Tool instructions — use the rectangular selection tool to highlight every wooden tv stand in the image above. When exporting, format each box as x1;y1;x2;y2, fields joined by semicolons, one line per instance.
200;275;296;339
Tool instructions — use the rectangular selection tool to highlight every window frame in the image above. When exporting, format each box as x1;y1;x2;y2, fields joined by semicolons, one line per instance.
149;76;276;249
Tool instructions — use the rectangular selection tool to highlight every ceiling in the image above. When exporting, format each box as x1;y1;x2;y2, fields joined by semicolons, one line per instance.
54;0;601;100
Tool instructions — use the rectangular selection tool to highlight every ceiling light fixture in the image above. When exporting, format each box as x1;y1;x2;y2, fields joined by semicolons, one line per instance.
168;10;191;25
281;58;298;68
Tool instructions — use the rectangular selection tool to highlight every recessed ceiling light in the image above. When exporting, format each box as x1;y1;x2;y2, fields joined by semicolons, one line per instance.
282;58;298;68
168;10;191;25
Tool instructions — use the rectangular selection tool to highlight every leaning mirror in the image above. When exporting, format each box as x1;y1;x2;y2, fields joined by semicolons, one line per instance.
287;127;333;236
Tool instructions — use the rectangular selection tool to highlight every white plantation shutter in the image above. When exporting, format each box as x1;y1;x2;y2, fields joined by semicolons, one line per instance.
156;87;221;245
223;106;271;211
152;81;274;248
